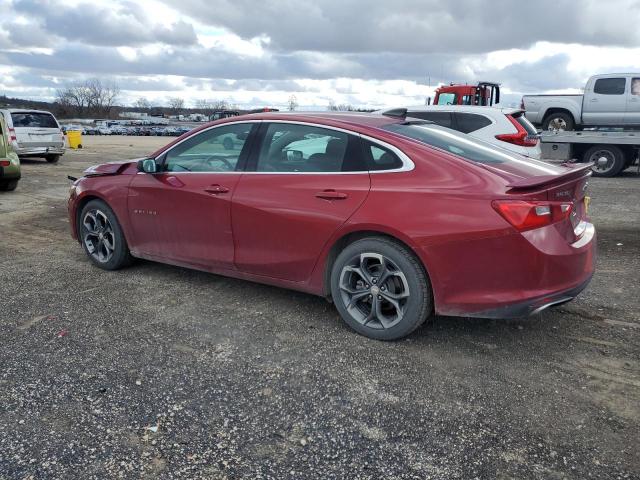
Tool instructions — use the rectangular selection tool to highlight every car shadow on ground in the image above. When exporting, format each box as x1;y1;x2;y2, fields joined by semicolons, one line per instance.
122;257;564;350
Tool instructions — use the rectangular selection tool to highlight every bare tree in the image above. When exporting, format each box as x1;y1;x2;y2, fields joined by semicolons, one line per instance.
288;94;298;111
211;99;229;111
134;97;151;110
168;97;185;114
327;100;337;111
327;101;354;111
55;78;119;118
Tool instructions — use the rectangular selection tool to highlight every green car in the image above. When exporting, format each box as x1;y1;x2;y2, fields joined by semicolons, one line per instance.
0;114;20;191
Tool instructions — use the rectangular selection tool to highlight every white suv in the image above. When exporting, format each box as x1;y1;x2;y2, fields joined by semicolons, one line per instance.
401;106;542;159
0;109;65;163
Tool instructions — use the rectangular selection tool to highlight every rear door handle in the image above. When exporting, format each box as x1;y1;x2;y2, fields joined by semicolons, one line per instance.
204;184;229;194
315;189;348;200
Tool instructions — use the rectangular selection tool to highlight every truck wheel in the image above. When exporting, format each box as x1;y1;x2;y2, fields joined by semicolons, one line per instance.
542;112;575;131
46;154;60;163
584;145;626;177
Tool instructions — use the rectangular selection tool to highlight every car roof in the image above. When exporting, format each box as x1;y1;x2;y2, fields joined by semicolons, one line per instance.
196;111;404;134
403;105;522;116
2;108;57;115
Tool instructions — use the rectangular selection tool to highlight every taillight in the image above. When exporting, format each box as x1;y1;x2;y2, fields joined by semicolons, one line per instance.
492;200;573;232
0;160;10;166
496;115;538;147
8;127;16;142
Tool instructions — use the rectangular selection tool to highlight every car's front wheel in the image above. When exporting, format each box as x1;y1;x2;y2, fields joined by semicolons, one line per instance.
79;200;133;270
330;237;432;340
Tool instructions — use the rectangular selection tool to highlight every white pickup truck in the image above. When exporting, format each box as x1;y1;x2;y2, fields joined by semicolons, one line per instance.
522;73;640;131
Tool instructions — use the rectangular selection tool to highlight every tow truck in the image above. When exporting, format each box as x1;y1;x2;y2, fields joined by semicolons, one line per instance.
432;82;501;106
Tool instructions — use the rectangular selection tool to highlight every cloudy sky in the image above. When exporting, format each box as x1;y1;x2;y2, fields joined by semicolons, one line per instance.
1;0;640;110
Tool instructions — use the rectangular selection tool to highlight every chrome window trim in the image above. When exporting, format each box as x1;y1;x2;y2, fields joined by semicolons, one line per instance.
152;118;415;175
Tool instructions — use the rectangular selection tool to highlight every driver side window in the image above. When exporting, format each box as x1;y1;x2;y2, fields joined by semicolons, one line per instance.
163;123;252;172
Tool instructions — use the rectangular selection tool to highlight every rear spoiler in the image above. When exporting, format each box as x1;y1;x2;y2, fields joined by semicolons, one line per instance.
507;163;593;189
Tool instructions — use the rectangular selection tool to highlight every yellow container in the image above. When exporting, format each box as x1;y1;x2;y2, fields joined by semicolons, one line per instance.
67;130;83;149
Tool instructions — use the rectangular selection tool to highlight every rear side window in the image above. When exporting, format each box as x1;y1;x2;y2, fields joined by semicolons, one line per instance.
454;113;492;133
593;78;626;95
362;140;403;171
11;112;58;128
511;113;538;135
407;111;453;128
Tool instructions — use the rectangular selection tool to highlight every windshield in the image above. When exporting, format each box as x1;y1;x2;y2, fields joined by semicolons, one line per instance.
11;112;58;128
382;123;558;175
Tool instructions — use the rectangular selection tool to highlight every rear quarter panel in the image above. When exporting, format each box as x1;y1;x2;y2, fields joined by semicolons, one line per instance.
309;139;513;311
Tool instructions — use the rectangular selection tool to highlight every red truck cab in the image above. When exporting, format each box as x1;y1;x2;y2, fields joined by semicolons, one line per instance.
433;82;500;106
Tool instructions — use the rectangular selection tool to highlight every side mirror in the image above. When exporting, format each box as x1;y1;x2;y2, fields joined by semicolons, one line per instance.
137;158;158;173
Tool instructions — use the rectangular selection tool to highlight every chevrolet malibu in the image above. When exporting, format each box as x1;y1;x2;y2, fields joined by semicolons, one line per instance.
68;112;595;340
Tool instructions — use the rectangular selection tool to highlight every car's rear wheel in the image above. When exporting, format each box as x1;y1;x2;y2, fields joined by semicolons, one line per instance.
0;179;18;191
79;200;133;270
46;154;60;163
330;237;431;340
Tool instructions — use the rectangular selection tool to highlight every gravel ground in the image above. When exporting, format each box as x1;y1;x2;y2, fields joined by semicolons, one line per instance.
0;137;639;479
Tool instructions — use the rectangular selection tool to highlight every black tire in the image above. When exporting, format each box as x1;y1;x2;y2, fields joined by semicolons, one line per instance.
584;145;626;177
46;154;60;163
0;179;18;191
79;199;133;270
223;137;234;150
330;237;432;340
542;111;575;131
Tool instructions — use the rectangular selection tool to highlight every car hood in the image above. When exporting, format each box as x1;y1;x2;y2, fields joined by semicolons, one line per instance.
83;159;140;177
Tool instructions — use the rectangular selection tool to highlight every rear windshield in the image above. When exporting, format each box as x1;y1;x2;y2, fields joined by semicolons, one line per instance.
11;112;58;128
381;123;557;175
511;113;538;135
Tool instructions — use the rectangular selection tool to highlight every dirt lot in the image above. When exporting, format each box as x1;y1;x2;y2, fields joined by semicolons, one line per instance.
1;136;639;479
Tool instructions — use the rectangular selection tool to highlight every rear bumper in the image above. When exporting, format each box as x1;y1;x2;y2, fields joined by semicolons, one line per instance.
0;165;21;180
462;273;593;319
426;221;596;319
14;145;65;157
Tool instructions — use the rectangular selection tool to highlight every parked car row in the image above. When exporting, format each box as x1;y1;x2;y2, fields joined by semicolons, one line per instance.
63;125;193;137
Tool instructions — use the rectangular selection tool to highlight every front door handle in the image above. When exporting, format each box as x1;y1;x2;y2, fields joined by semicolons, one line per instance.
315;189;348;200
204;184;230;194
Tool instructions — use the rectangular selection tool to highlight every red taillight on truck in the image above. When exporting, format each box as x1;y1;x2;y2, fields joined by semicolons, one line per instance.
492;200;573;232
496;115;538;147
8;127;16;142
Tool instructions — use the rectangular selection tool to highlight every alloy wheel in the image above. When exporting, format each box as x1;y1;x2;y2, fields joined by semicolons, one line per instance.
83;209;116;263
338;253;410;330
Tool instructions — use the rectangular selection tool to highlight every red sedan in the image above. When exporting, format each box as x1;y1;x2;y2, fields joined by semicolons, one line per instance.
68;112;595;340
